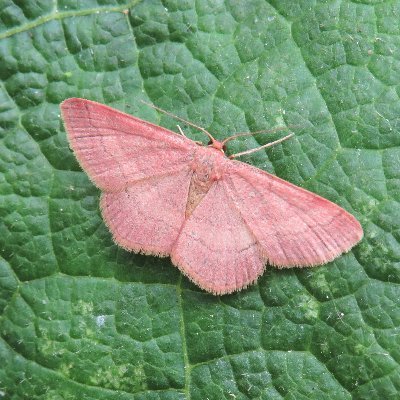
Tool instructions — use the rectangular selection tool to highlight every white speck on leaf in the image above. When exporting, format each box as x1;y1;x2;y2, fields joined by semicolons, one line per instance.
96;315;106;327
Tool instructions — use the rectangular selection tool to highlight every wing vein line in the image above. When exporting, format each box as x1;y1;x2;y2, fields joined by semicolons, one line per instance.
103;166;192;193
221;176;264;261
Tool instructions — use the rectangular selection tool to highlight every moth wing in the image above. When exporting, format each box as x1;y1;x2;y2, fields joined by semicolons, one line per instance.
224;161;363;267
61;98;196;255
61;98;196;192
172;182;265;295
101;168;192;256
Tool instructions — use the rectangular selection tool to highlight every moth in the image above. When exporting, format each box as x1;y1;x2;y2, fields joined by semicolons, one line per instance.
61;98;363;295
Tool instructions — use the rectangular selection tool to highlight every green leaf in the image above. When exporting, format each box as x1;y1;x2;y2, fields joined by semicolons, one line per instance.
1;0;399;399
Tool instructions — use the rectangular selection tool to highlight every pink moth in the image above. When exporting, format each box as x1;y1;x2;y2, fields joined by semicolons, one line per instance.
61;98;363;295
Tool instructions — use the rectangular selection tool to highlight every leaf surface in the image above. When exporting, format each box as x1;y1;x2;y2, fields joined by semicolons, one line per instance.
0;1;399;399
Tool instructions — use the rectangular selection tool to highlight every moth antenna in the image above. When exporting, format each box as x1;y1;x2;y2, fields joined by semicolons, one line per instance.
177;125;187;137
229;133;295;159
222;125;301;145
141;100;216;143
177;124;208;146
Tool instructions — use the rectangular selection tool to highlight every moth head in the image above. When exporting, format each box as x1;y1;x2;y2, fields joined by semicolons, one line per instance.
208;138;226;154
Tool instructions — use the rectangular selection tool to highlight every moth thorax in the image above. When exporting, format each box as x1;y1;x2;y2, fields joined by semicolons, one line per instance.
185;153;223;217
